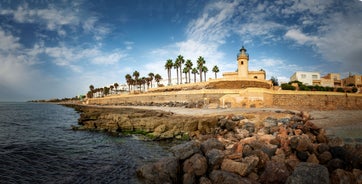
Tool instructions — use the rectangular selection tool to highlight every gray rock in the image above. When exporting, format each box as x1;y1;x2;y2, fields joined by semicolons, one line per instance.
206;149;225;170
200;138;224;154
183;153;208;176
170;140;200;160
286;162;329;184
137;157;180;184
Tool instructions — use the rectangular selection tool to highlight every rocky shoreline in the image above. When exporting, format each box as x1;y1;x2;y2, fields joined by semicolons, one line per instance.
64;104;361;183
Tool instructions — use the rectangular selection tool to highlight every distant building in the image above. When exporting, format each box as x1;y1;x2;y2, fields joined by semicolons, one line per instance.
342;74;362;87
222;46;266;80
290;71;320;86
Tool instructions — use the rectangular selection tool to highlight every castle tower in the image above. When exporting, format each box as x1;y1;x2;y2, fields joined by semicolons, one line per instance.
237;46;249;78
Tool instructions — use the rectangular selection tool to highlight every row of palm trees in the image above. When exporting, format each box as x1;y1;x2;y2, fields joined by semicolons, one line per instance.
125;71;162;92
165;55;219;85
87;83;119;98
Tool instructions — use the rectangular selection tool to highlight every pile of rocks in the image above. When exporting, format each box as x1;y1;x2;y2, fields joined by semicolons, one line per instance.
137;111;361;183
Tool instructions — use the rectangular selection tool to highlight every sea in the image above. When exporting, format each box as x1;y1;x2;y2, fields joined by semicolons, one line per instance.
0;102;174;184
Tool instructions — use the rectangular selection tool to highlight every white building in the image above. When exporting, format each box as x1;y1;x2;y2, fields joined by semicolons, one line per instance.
290;71;320;85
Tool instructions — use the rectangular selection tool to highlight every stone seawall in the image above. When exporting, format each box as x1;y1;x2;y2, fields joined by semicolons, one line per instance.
86;88;362;110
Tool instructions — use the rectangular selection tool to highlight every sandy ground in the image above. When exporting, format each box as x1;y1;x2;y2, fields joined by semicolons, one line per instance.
82;105;362;142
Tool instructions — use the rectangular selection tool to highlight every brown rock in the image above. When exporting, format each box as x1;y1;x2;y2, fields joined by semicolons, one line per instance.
251;150;270;169
183;153;208;176
285;154;300;170
170;140;200;160
352;169;362;184
318;151;333;164
294;129;303;135
260;161;291;184
307;153;319;164
330;169;356;184
221;156;259;176
317;129;328;143
286;162;329;184
209;170;257;184
182;172;195;184
199;176;212;184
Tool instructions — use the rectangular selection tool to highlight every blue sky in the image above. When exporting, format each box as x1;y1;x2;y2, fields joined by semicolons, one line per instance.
0;0;361;101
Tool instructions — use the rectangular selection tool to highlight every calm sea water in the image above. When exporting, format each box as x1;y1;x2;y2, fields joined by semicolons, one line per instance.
0;102;172;184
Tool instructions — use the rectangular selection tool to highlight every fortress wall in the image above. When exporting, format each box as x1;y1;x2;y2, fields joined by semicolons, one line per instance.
87;88;362;110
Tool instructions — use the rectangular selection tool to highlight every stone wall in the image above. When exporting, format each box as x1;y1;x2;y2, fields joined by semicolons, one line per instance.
87;88;362;110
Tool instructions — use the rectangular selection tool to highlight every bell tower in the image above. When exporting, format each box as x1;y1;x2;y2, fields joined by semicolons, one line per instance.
237;46;249;78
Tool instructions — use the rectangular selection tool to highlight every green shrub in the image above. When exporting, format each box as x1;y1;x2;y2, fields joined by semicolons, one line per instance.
352;87;358;93
281;83;296;90
299;85;310;91
337;88;344;92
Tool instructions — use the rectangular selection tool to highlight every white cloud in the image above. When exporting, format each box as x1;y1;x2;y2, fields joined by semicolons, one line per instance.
0;28;21;52
91;52;127;65
285;29;317;45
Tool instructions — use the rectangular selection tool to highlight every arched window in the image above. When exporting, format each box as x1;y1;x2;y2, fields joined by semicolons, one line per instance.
241;61;243;65
254;76;258;79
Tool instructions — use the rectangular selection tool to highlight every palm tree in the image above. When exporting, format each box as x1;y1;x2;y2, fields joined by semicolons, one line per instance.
110;85;114;94
133;70;140;91
191;68;199;83
174;58;181;85
183;67;189;83
185;59;193;83
165;59;173;86
103;86;109;96
155;74;162;86
148;73;154;88
89;85;95;98
114;83;119;94
125;74;132;92
197;56;205;82
212;65;220;79
202;66;208;82
176;55;185;84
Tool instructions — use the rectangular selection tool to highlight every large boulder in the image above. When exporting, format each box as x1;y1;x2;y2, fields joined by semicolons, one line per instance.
286;162;329;184
209;170;257;184
221;156;259;176
183;153;208;176
259;161;291;184
170;140;200;160
136;157;180;184
206;149;225;170
200;138;224;154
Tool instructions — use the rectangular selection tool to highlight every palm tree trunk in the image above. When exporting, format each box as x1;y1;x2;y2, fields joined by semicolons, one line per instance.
188;72;191;83
176;69;179;85
204;72;206;82
180;67;182;84
194;74;196;83
199;69;202;82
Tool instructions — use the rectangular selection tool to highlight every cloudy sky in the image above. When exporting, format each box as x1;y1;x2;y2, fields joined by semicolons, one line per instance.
0;0;361;101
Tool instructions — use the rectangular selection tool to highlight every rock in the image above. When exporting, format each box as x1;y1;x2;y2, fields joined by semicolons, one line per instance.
242;122;255;134
296;151;309;161
352;169;362;184
209;170;257;184
221;156;259;176
329;137;344;147
199;176;212;184
206;149;225;170
170;140;200;160
278;117;290;125
264;117;278;127
183;153;208;176
307;153;319;164
200;138;224;154
260;161;291;184
318;151;333;164
290;135;312;152
317;129;328;143
250;150;270;169
318;143;330;154
137;157;180;184
285;154;300;170
327;158;347;172
182;172;195;184
330;146;346;160
286;162;329;184
243;144;253;157
330;169;356;184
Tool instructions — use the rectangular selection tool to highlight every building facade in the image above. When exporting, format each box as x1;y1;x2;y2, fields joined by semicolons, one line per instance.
290;71;320;86
222;46;266;80
342;74;362;87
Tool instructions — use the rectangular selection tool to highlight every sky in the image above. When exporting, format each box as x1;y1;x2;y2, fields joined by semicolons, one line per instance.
0;0;361;101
